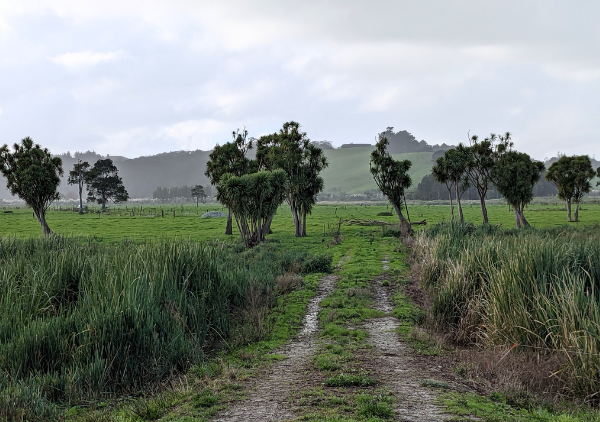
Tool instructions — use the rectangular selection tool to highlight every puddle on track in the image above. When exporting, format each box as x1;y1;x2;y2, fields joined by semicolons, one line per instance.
211;274;338;422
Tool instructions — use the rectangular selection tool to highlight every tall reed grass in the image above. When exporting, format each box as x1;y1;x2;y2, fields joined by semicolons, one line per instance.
0;236;330;420
415;223;600;402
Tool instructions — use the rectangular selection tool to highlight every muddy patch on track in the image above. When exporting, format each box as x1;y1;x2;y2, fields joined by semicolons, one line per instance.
211;274;338;422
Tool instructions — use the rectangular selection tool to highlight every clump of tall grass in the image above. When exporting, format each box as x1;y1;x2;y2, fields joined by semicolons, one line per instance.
0;236;331;419
415;223;600;402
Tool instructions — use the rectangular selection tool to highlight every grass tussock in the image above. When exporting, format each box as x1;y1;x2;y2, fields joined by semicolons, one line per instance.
415;222;600;402
0;236;331;420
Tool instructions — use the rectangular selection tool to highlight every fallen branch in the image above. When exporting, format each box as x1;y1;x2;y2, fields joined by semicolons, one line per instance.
342;219;387;226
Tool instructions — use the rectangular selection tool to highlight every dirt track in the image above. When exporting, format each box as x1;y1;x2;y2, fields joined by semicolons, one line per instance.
212;274;338;422
211;257;450;421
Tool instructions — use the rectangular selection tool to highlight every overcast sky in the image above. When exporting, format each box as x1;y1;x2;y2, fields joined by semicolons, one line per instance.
1;1;599;160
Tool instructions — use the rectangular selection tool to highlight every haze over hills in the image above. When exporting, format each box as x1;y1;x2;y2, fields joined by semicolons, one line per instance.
1;130;597;201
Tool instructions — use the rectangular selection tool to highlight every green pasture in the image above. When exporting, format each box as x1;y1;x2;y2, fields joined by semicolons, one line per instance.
321;147;433;194
2;200;600;242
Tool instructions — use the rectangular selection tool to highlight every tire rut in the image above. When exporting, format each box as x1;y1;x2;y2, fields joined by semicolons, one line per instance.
365;257;449;422
211;273;338;422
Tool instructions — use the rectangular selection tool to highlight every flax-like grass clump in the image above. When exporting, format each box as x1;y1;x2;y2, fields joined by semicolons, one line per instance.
0;236;330;420
416;223;600;402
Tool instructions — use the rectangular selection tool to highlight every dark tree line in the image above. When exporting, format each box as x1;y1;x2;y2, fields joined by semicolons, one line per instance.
153;185;209;202
410;171;556;201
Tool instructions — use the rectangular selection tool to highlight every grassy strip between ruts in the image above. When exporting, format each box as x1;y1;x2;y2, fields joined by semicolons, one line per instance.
286;234;404;421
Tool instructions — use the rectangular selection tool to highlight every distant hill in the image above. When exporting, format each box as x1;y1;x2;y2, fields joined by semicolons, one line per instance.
0;150;212;200
8;131;589;201
321;148;434;194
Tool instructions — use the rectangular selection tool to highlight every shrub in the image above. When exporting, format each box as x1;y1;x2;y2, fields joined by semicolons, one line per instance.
301;254;333;274
276;273;304;293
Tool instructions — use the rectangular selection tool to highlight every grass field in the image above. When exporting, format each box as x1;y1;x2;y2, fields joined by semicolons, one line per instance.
2;200;600;241
2;200;600;420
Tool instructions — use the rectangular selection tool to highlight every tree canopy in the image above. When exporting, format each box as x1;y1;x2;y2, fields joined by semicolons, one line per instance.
191;185;205;207
216;170;287;247
67;160;90;214
570;155;596;222
492;151;545;228
464;132;512;224
432;155;458;221
433;145;471;223
256;121;328;237
546;156;577;221
546;155;596;222
86;158;129;210
205;129;255;234
0;137;63;236
370;135;412;236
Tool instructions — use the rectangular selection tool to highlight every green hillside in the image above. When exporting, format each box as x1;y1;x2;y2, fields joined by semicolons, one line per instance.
321;147;433;194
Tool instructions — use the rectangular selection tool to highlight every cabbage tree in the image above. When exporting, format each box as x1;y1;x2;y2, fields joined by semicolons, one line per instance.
217;170;287;247
0;137;63;236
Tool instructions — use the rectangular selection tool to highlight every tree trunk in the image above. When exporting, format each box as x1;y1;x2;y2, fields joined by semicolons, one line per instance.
196;197;199;207
455;184;464;223
262;214;275;238
290;203;301;237
34;210;52;237
302;212;307;237
101;195;106;211
513;206;522;229
225;208;233;235
447;188;454;221
393;203;413;237
566;198;572;222
574;201;580;222
78;183;83;215
479;196;489;224
519;205;530;227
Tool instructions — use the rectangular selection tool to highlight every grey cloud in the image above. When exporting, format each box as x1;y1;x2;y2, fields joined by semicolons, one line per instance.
0;0;598;161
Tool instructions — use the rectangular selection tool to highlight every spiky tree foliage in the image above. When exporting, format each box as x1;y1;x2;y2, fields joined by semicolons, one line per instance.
492;151;545;228
571;156;596;222
464;132;512;224
191;185;205;207
205;129;255;235
546;155;596;222
370;135;413;236
256;122;328;237
431;156;456;221
0;137;63;236
85;158;129;210
217;170;287;247
67;159;90;214
546;156;577;222
435;145;471;223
